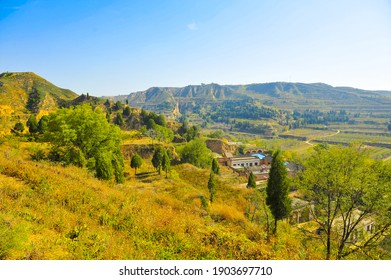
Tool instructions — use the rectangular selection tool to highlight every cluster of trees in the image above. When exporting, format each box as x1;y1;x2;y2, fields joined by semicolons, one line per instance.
41;105;124;183
291;109;350;128
298;144;391;259
12;115;49;135
130;146;171;178
206;101;279;123
245;144;391;259
232;120;273;135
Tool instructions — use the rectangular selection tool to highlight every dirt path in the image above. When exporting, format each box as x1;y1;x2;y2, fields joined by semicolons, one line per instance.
383;155;391;161
305;130;340;146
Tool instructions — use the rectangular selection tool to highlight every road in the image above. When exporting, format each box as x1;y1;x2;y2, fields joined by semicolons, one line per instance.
305;130;340;146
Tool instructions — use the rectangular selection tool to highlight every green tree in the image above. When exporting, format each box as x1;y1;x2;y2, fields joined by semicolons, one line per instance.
113;101;123;111
184;125;200;141
180;138;213;169
299;144;391;259
266;149;291;234
247;172;256;188
152;146;164;174
208;172;217;203
211;158;220;175
147;119;156;130
13;122;24;133
26;115;39;133
45;104;124;182
26;87;41;113
156;114;167;127
130;153;142;175
115;112;124;126
162;149;170;178
38;115;49;133
123;106;131;117
95;151;114;180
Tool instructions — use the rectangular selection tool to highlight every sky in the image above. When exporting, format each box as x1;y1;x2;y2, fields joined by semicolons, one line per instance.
1;0;391;96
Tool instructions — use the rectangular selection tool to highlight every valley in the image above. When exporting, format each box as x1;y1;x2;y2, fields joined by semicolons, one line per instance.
1;72;391;260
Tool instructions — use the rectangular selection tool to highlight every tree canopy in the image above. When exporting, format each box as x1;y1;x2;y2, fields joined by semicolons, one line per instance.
180;138;213;169
45;104;124;182
299;144;391;259
247;172;256;188
130;153;142;175
266;149;291;234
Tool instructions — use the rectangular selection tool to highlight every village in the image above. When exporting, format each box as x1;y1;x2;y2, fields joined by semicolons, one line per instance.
205;138;377;244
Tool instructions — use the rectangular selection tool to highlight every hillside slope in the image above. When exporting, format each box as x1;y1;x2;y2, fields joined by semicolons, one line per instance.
108;82;391;115
0;72;78;114
0;140;322;260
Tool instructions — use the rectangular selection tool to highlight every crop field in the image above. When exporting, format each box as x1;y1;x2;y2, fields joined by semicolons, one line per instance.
321;132;391;145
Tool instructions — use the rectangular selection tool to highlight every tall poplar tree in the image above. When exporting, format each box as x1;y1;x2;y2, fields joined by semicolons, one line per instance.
247;172;256;188
208;172;217;203
266;149;291;234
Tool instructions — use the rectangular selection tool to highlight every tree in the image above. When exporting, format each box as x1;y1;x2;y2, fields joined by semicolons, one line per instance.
247;172;256;188
299;144;391;260
156;114;167;127
147;119;156;130
266;149;291;234
26;115;39;133
26;87;41;113
113;101;123;111
162;149;170;178
38;115;49;134
45;104;124;182
152;146;164;174
211;158;220;175
123;106;131;117
208;172;217;203
95;151;114;180
130;153;142;175
115;112;124;126
180;138;213;169
13;122;24;133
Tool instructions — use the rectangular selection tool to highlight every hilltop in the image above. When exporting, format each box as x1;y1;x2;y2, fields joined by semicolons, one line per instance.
107;82;391;116
0;72;78;115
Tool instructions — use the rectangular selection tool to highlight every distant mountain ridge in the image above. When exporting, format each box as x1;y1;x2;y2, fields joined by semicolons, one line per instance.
0;72;78;114
107;82;391;116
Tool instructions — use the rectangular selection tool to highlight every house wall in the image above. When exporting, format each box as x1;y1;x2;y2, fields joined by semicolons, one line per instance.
229;157;261;169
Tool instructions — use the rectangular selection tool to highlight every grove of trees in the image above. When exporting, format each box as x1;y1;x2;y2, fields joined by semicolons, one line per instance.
298;144;391;259
44;104;124;182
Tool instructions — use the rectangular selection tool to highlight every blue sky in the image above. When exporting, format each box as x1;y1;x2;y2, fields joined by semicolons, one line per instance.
1;0;391;96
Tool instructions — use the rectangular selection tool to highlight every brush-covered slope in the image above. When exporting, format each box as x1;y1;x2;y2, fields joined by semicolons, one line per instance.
0;140;323;260
109;82;391;115
0;72;78;114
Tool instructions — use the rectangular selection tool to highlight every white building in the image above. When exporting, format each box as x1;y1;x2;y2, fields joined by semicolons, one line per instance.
226;153;262;169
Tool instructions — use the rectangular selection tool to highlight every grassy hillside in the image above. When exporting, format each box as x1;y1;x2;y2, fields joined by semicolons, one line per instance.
0;72;78;114
108;82;391;116
0;138;325;260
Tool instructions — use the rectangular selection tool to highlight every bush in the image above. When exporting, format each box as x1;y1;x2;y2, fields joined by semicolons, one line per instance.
180;138;213;169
